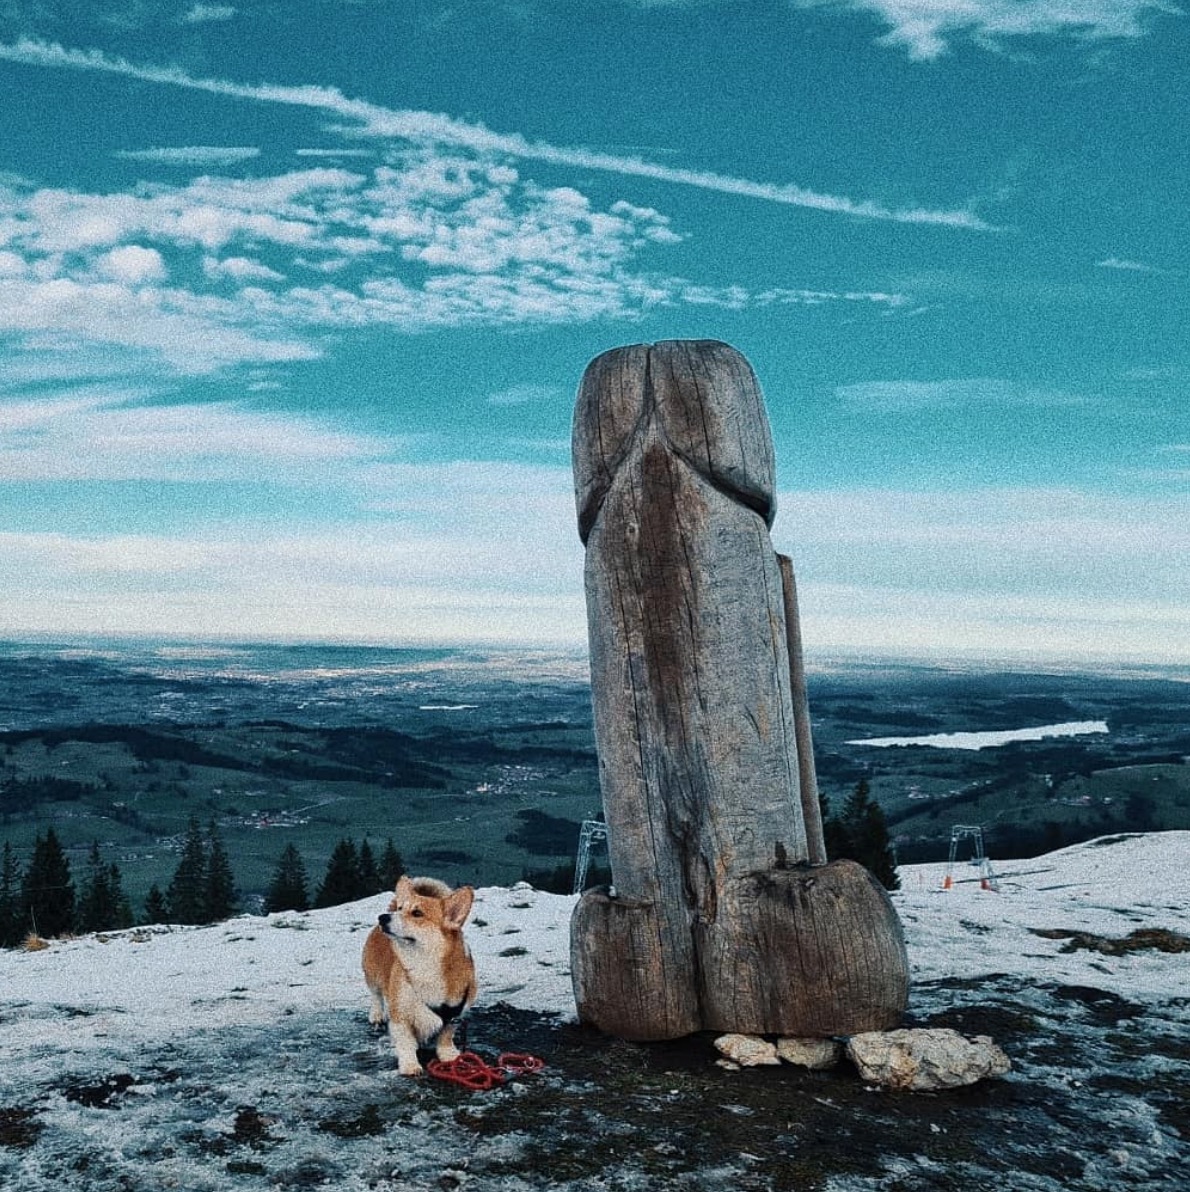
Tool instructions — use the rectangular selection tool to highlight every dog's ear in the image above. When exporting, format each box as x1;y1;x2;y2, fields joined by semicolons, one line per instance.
394;874;414;902
442;885;474;929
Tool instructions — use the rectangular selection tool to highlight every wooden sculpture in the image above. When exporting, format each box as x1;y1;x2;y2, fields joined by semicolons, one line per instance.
570;340;908;1041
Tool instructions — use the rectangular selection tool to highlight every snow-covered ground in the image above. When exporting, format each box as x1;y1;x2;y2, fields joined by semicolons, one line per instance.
2;832;1188;1190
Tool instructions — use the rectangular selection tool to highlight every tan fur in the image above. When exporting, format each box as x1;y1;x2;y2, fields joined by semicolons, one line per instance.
361;874;477;1076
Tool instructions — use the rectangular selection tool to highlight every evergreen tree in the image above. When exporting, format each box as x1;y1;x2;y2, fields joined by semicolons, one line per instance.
143;883;169;924
378;838;404;890
78;840;118;934
840;779;900;891
264;843;309;913
819;790;852;862
22;827;75;938
107;862;134;930
167;816;208;924
314;838;361;908
202;820;237;922
357;838;381;895
0;841;23;947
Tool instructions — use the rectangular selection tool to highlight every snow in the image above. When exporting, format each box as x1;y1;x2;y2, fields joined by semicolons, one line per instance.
0;882;578;1072
847;719;1110;750
2;833;1188;1190
4;833;1186;1057
897;831;1190;1001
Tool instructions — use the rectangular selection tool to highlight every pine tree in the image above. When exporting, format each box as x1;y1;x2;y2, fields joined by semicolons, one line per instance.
819;790;851;862
378;838;405;891
314;838;361;908
143;884;169;924
22;828;75;938
167;816;208;925
0;841;23;947
841;779;900;891
357;838;381;895
265;843;309;913
107;863;134;930
203;820;237;923
78;840;118;934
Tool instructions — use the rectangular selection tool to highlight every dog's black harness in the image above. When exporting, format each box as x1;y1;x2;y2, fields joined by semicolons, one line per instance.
428;997;468;1025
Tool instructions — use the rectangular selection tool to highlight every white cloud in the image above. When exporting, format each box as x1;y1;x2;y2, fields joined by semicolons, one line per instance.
0;477;1184;660
203;254;286;282
772;485;1190;662
182;4;236;23
836;377;1089;409
0;274;315;371
0;393;391;482
97;245;167;283
3;152;910;371
0;459;587;645
1096;256;1170;275
0;38;994;229
115;146;260;167
794;1;1179;60
487;384;565;407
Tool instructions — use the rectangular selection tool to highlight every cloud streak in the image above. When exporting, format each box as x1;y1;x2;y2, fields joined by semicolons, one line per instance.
115;146;261;167
0;38;994;229
836;378;1090;410
794;1;1179;61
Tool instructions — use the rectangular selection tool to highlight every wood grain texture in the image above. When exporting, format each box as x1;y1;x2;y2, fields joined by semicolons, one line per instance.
570;340;908;1040
780;554;828;867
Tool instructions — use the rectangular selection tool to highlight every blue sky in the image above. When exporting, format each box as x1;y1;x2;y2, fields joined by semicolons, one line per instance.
0;0;1187;664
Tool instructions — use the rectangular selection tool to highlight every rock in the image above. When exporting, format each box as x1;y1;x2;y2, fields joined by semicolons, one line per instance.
846;1028;1011;1091
713;1034;781;1067
776;1037;843;1070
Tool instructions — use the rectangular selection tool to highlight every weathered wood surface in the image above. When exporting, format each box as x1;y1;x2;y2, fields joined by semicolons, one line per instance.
780;554;828;867
698;860;909;1036
570;339;908;1041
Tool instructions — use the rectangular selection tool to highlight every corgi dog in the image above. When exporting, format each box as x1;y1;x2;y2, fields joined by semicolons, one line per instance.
361;874;477;1076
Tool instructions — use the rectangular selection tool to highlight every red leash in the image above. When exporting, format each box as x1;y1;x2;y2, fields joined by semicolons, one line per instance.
427;1050;545;1090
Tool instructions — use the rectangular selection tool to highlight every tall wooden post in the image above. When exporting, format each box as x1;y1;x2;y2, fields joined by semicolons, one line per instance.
570;340;908;1041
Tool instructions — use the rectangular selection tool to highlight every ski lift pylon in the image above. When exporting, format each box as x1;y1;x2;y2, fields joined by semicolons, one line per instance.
943;824;998;892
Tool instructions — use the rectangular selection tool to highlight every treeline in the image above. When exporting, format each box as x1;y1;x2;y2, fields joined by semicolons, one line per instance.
265;837;405;913
0;825;407;948
0;830;133;947
1;775;98;819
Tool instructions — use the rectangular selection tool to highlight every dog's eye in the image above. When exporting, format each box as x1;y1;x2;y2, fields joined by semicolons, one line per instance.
410;908;424;918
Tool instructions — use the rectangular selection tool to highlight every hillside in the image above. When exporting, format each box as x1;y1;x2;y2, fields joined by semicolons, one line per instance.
3;643;1189;916
2;832;1188;1190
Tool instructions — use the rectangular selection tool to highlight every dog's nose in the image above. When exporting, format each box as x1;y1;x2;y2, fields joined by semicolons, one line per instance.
378;913;392;928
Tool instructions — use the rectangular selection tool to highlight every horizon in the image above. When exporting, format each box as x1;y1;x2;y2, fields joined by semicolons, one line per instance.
3;631;1189;684
1;2;1187;665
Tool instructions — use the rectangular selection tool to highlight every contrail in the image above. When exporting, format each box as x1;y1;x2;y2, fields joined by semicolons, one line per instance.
0;38;996;230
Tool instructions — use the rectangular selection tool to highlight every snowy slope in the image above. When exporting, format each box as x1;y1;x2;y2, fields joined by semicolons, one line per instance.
2;832;1188;1191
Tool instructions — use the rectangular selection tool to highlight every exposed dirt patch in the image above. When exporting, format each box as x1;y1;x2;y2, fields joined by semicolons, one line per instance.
2;987;1187;1191
1030;927;1190;955
0;1107;42;1149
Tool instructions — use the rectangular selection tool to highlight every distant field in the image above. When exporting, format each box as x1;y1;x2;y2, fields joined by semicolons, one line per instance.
2;642;1189;916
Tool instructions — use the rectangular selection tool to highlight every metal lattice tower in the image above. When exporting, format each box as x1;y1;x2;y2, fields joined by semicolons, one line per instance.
943;824;998;891
573;819;609;895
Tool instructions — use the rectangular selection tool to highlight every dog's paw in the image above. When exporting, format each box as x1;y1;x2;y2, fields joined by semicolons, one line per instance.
436;1043;461;1064
397;1062;425;1078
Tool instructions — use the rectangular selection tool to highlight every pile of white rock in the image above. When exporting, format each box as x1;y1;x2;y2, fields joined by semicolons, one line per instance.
713;1028;1010;1092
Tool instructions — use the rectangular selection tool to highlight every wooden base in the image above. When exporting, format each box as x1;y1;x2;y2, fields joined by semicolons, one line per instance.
572;861;909;1041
